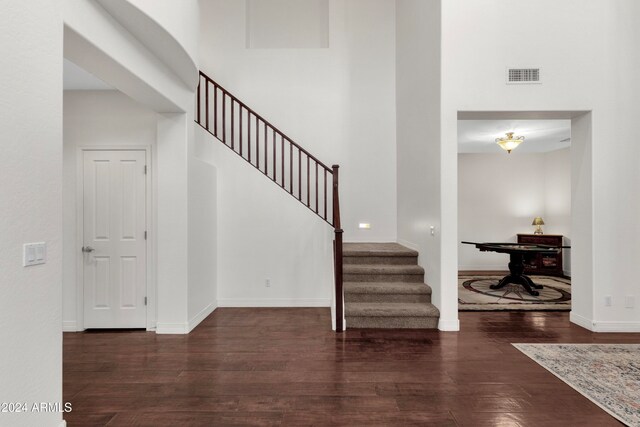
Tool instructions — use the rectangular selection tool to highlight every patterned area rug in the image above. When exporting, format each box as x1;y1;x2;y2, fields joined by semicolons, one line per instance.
514;344;640;426
459;275;571;311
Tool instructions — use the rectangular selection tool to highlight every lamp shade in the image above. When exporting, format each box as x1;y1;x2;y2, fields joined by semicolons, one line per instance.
496;132;525;153
532;217;545;226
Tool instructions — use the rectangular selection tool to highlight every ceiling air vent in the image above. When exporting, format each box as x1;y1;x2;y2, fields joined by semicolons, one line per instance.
507;68;541;84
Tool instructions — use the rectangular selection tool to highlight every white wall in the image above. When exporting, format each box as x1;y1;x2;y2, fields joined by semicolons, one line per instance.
199;0;397;242
544;147;571;274
124;0;199;62
246;0;329;48
0;1;63;426
458;149;571;272
570;113;593;326
396;0;451;328
458;153;547;269
155;113;190;332
195;127;333;307
187;157;217;327
155;108;217;335
63;91;158;331
441;0;640;331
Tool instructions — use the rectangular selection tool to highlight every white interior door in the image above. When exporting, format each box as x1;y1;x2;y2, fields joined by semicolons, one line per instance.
83;150;147;328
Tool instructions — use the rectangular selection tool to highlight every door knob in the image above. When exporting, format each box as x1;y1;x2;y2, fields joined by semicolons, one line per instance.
82;246;95;253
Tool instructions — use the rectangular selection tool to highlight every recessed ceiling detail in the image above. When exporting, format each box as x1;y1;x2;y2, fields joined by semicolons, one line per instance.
458;119;571;154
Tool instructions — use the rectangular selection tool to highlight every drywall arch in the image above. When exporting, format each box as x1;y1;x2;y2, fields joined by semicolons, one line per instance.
96;0;199;91
63;0;193;113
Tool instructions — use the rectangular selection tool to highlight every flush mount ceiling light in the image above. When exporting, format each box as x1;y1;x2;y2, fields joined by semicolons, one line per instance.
496;132;525;153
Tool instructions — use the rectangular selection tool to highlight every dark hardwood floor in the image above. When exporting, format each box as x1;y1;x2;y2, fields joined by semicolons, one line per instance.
64;309;639;426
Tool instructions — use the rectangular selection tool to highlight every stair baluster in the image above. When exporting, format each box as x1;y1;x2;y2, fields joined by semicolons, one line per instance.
196;71;344;332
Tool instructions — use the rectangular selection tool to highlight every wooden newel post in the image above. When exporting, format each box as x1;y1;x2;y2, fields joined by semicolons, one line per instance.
332;165;344;332
196;76;201;124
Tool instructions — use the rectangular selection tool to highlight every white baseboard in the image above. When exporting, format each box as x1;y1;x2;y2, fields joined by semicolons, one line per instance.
156;322;189;334
217;298;331;308
188;302;217;332
397;239;419;252
570;312;640;332
438;318;460;331
592;321;640;333
62;321;78;332
570;312;594;331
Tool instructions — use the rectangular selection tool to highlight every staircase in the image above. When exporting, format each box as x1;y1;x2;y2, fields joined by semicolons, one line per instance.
195;71;345;332
344;243;439;328
195;72;437;331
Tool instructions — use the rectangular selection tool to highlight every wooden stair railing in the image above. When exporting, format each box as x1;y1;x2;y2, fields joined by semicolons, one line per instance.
195;71;344;332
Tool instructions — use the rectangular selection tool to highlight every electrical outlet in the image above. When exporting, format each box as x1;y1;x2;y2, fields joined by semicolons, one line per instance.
265;279;271;288
604;295;612;307
625;296;635;309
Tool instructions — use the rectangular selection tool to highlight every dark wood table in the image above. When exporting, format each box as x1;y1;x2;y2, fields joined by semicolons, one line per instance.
462;241;568;296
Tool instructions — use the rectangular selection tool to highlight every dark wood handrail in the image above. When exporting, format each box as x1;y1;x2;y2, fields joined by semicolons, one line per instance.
195;71;344;333
199;71;332;173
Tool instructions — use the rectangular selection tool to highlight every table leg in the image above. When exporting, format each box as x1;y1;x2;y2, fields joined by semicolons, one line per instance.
489;253;541;296
523;275;543;290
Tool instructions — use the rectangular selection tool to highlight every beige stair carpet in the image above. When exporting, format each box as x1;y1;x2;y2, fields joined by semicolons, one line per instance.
343;243;439;329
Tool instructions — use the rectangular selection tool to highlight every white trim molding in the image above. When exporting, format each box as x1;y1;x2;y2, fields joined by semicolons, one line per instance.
217;298;331;308
592;321;640;333
570;312;594;331
62;321;79;332
188;303;217;332
438;318;460;331
156;322;189;334
570;312;640;332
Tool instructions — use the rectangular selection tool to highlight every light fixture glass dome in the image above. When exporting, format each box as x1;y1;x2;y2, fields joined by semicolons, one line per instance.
496;132;525;153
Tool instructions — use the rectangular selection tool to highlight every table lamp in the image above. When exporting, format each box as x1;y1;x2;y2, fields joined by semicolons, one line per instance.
532;217;545;235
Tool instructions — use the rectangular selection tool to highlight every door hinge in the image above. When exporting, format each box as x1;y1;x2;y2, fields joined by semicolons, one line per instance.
144;296;147;306
144;231;147;240
144;165;147;175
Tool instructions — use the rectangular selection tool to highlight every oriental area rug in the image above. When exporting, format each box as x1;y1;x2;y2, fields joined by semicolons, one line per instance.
458;275;571;311
514;344;640;427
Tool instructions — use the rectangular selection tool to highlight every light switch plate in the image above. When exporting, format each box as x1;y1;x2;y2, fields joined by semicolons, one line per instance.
23;242;46;267
625;296;635;309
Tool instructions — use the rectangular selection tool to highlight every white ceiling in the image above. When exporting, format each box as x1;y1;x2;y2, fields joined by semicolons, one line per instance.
63;59;113;90
458;119;571;154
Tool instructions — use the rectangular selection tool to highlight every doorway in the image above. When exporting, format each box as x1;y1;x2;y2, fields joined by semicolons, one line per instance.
453;111;592;319
80;149;148;328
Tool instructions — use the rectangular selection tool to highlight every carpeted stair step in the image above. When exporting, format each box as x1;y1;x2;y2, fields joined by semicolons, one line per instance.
345;302;440;329
342;242;439;330
343;243;418;265
344;264;425;283
344;282;432;303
